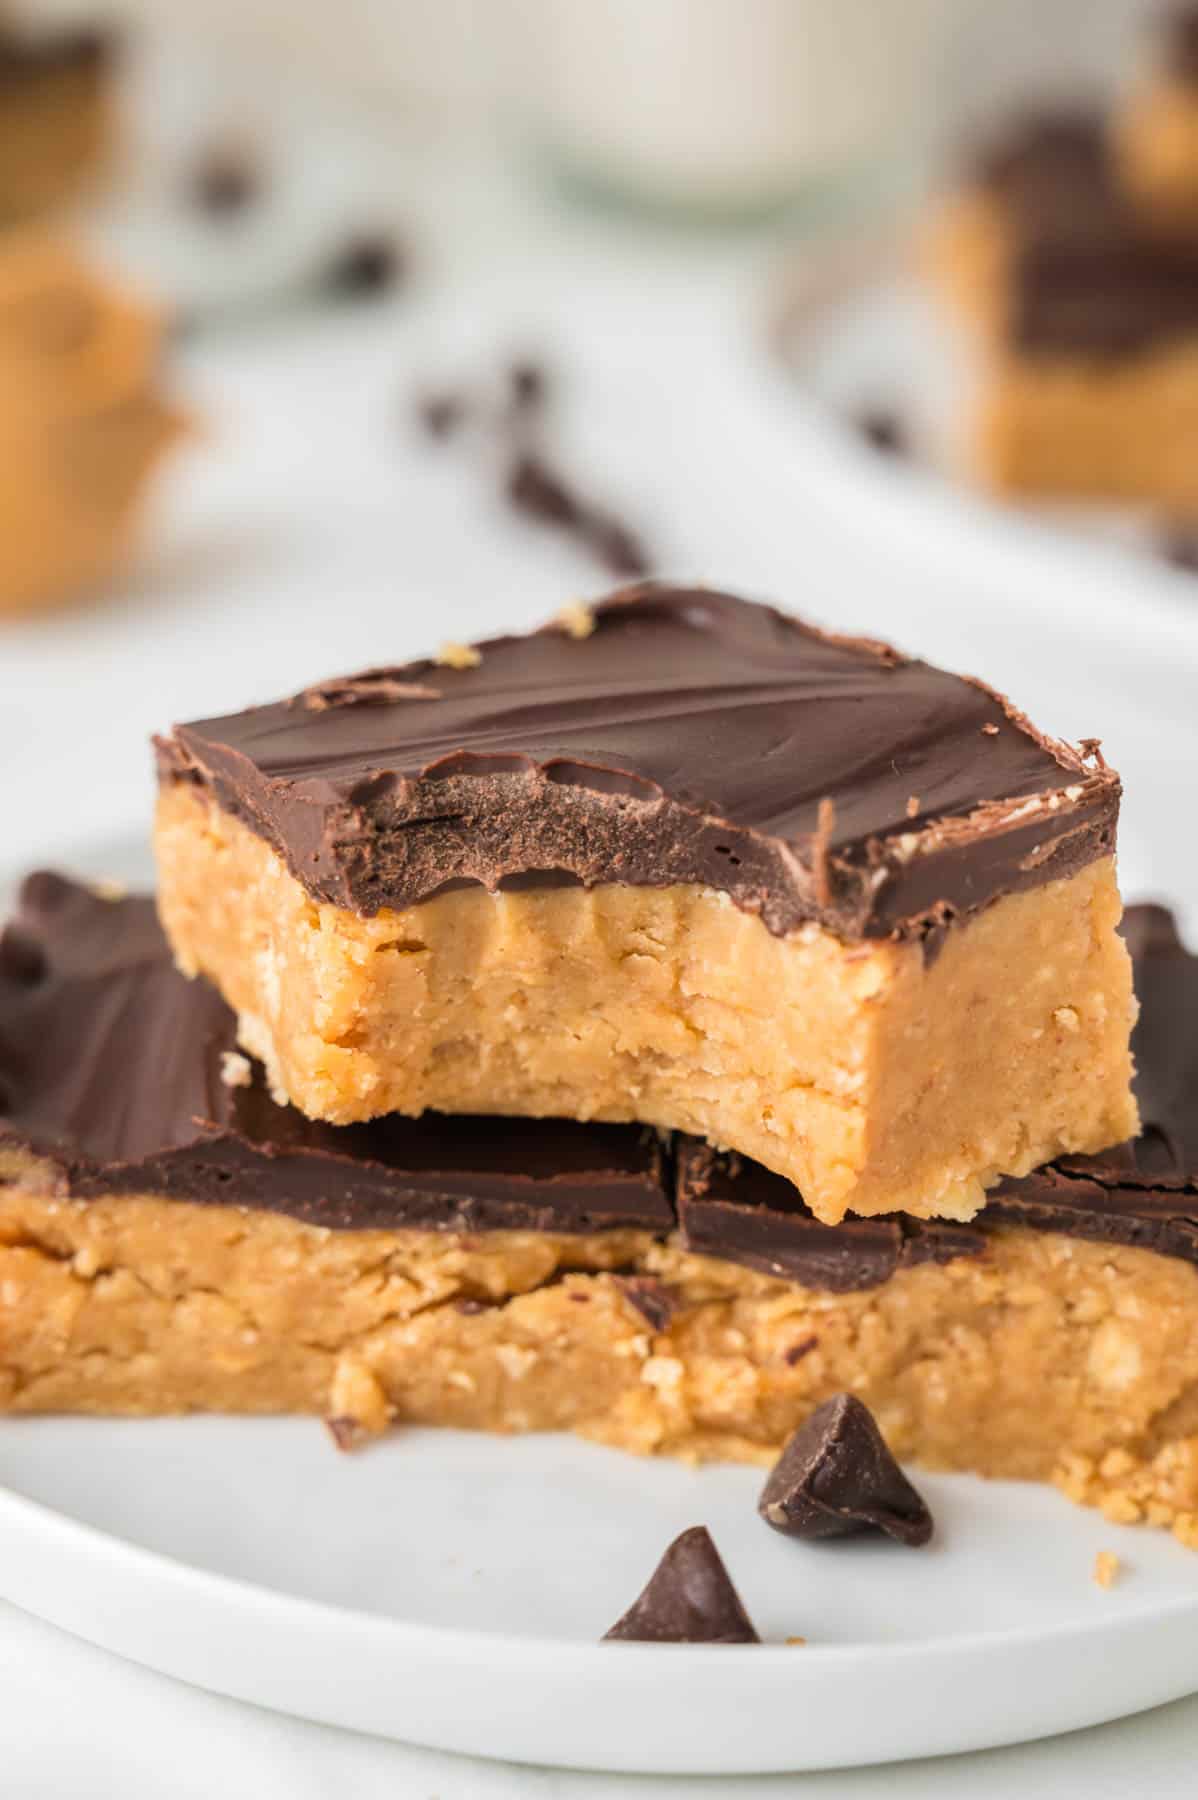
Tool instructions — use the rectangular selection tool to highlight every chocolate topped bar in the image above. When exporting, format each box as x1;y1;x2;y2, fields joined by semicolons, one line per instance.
0;873;671;1233
680;898;1198;1284
157;586;1118;942
1;876;1194;1287
969;112;1198;355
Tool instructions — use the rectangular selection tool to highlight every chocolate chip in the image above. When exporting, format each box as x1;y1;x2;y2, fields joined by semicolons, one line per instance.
325;235;404;299
759;1394;933;1546
784;1334;819;1367
614;1275;678;1332
854;409;908;457
603;1527;761;1643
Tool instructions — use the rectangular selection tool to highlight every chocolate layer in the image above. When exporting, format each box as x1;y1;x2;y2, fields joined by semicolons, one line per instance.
969;112;1198;355
0;23;113;86
676;1141;986;1292
0;874;672;1234
157;586;1118;942
3;880;1194;1286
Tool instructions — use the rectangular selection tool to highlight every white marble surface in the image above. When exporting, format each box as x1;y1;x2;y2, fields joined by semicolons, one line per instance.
4;154;1198;1794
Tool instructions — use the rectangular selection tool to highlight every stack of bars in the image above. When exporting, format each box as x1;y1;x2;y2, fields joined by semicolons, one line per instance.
7;584;1198;1543
924;3;1198;511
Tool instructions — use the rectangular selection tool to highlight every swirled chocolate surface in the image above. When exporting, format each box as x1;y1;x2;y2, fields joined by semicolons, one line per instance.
157;586;1118;941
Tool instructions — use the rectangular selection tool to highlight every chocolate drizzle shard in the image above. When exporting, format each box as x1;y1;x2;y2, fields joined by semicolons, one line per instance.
759;1395;934;1547
157;585;1120;943
602;1527;761;1644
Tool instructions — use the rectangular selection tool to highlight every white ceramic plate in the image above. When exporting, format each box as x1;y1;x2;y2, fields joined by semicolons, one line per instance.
4;840;1198;1774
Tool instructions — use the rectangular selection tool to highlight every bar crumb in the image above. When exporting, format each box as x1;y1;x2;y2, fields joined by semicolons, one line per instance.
1093;1549;1121;1589
556;601;596;639
437;641;482;670
219;1050;253;1089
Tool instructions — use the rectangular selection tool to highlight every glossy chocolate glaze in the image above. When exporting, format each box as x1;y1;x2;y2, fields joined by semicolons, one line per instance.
158;587;1118;941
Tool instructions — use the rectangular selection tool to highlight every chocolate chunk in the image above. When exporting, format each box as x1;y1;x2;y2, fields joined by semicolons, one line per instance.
158;586;1120;944
676;1139;987;1291
614;1275;678;1331
325;235;404;299
603;1527;760;1643
759;1395;934;1546
189;147;259;218
0;878;674;1234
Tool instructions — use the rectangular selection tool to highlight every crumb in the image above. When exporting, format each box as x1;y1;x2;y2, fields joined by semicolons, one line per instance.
436;641;482;670
785;1635;807;1646
854;409;907;457
325;234;404;299
555;601;595;639
219;1050;253;1089
1053;1006;1080;1034
90;878;127;902
325;1416;367;1453
189;146;260;218
509;360;548;411
1158;526;1198;573
905;795;920;819
982;723;1000;736
417;392;467;441
1093;1549;1120;1589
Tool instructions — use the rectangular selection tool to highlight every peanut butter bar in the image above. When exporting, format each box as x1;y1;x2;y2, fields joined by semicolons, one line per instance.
0;877;1194;1541
924;110;1198;506
154;586;1135;1227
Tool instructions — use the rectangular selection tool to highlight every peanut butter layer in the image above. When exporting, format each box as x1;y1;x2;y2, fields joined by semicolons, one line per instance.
5;1176;1198;1545
154;781;1137;1226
